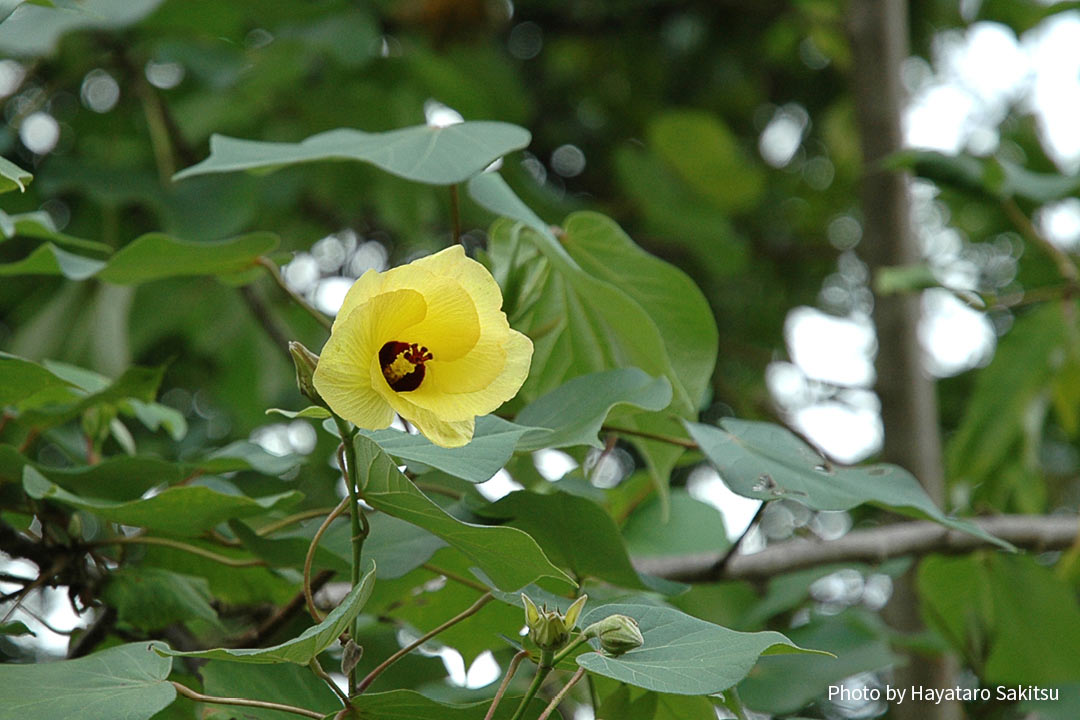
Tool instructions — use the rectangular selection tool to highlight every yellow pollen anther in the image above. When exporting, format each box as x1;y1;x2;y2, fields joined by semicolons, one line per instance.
384;355;416;385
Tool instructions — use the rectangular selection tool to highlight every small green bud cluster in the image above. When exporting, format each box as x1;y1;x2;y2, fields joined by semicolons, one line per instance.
521;594;588;651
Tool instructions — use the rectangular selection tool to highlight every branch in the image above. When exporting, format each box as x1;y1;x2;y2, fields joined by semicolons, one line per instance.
170;682;323;719
633;515;1080;582
257;256;333;330
356;592;493;693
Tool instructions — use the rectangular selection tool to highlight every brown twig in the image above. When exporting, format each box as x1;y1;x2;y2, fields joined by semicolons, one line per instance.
304;497;351;622
90;536;265;568
422;563;489;592
256;256;334;330
600;424;698;449
538;667;586;720
484;650;529;720
230;570;334;648
356;592;494;693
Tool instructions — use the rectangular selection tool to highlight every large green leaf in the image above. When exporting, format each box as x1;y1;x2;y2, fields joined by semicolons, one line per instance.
200;661;340;720
0;232;278;283
0;351;75;408
102;567;219;631
97;232;278;284
686;419;1013;549
0;443;300;497
174;122;531;185
357;415;532;483
345;689;559;719
0;156;32;193
946;303;1071;511
576;603;827;695
561;212;718;407
647;110;765;214
738;612;901;715
353;434;572;591
161;561;376;664
23;466;302;536
478;490;682;593
622;489;730;558
514;368;672;451
0;642;175;720
919;554;1080;685
0;0;162;57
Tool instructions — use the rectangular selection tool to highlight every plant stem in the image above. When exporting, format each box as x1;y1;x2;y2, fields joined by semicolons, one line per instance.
304;496;351;622
422;563;489;592
90;536;265;567
1001;197;1080;286
170;681;323;719
331;424;369;695
725;686;751;720
257;255;333;330
600;424;698;449
450;184;462;245
551;635;589;667
508;653;553;720
259;507;339;536
357;592;494;693
538;667;586;720
484;650;529;720
309;657;350;706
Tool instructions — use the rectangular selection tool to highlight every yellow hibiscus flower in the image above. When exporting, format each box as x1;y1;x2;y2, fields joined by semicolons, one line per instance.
313;245;533;448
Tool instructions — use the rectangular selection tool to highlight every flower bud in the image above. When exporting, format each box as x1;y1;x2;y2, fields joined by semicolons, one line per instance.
289;341;324;406
522;593;587;652
584;614;643;656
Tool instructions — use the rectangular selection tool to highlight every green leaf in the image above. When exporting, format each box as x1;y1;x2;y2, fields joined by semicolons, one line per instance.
0;351;76;408
514;368;673;451
946;304;1070;509
478;490;684;593
342;512;446;579
96;232;278;284
0;232;278;284
561;212;718;407
738;612;901;714
267;406;331;420
0;242;107;280
687;419;1014;550
358;415;532;483
919;554;1080;685
174;122;531;185
0;0;164;57
888;149;1080;203
622;489;730;558
103;567;219;631
23;466;302;536
0;642;175;720
160;561;376;664
0;620;35;637
0;156;32;193
345;689;559;719
353;434;573;591
647;110;765;214
199;661;341;720
576;603;828;695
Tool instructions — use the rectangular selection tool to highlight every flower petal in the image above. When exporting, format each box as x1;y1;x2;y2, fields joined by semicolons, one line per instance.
403;330;533;421
314;288;427;430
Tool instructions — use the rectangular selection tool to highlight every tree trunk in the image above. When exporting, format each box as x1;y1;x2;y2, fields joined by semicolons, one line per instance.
846;1;961;718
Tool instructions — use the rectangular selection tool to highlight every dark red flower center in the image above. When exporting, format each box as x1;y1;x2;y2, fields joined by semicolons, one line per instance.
379;341;433;392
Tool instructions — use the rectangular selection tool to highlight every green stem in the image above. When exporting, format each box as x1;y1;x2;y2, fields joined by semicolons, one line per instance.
90;535;265;568
331;420;368;695
508;649;554;720
257;256;333;330
309;657;349;706
303;496;350;622
724;686;751;720
450;184;462;245
551;635;588;667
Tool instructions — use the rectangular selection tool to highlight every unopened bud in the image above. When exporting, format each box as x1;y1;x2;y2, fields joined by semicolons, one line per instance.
341;640;363;676
522;593;587;652
289;341;324;405
584;614;643;656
